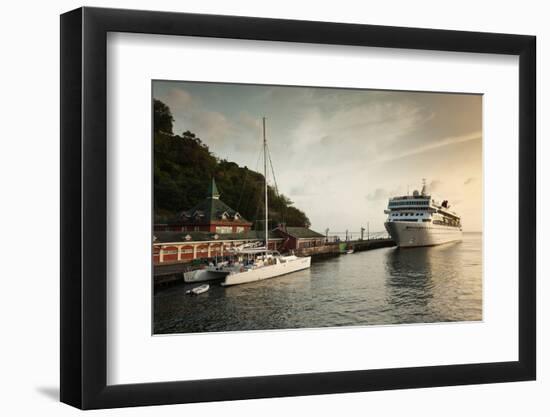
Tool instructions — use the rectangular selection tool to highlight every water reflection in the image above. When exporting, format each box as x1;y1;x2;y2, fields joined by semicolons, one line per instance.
384;247;435;321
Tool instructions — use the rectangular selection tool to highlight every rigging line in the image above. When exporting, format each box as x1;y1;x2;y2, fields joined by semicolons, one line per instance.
243;141;264;214
236;143;262;211
253;181;262;231
266;141;286;224
265;142;279;195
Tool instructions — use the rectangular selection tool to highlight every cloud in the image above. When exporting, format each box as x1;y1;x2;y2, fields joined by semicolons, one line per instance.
193;111;234;144
156;87;261;154
286;99;433;169
289;185;310;197
375;131;481;163
428;180;442;192
238;111;262;132
366;188;389;201
162;88;193;109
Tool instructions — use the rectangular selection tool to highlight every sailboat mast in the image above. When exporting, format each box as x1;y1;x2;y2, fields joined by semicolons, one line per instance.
263;117;268;254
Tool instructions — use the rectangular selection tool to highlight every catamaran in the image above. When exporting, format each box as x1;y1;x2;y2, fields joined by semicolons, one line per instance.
220;117;312;286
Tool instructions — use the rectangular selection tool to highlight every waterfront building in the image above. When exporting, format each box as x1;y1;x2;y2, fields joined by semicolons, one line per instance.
152;178;329;265
154;178;253;234
153;230;282;264
276;224;326;251
152;226;329;265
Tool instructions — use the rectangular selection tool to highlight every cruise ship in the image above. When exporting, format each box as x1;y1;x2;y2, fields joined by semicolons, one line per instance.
384;181;462;248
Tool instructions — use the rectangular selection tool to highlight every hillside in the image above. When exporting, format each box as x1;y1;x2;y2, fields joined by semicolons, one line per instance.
153;99;311;228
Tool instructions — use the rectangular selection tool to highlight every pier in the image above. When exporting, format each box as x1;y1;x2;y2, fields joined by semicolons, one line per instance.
154;262;198;289
346;238;396;252
294;237;395;259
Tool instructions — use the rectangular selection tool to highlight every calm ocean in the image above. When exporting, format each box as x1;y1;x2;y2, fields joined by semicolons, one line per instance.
154;232;482;334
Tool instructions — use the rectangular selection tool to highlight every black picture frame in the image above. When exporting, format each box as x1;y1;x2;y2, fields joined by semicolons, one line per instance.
60;6;536;410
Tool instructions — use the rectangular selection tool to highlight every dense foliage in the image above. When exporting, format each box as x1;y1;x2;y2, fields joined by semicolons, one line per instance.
153;99;174;135
154;100;311;228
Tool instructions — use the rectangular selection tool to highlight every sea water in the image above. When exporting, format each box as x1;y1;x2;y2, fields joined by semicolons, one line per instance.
154;233;482;334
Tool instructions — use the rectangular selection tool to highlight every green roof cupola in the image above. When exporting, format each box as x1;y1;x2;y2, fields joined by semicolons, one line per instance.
208;177;220;199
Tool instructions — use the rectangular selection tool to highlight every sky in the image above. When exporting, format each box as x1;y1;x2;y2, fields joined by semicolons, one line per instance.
153;80;482;234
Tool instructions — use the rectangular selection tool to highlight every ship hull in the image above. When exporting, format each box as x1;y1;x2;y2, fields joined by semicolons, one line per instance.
222;256;311;286
384;221;462;248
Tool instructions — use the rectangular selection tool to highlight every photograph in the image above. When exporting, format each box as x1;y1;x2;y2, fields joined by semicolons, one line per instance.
53;4;539;411
152;80;483;334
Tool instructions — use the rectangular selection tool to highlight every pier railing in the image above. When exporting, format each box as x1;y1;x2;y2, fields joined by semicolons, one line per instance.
325;230;390;243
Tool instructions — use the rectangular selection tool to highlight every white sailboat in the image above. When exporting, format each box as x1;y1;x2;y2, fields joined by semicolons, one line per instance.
221;118;312;286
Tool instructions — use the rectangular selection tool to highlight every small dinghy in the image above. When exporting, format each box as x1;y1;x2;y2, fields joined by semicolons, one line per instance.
345;249;354;254
186;284;210;296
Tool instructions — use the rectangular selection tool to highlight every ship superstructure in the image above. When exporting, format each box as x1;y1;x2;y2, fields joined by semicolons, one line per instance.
384;180;462;247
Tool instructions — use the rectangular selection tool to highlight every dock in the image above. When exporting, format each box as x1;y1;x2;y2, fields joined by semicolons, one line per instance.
347;238;396;252
154;262;199;289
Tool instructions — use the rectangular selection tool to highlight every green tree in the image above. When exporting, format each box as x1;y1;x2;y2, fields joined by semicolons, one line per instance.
153;99;174;135
153;100;311;229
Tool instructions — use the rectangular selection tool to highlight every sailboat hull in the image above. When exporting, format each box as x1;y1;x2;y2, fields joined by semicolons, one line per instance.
183;269;230;283
222;256;311;286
